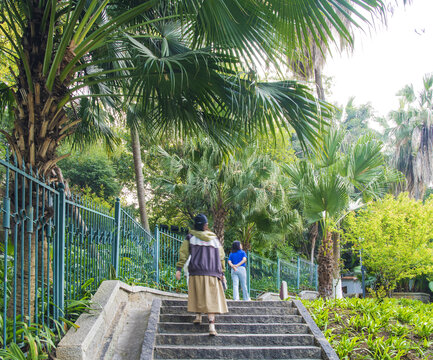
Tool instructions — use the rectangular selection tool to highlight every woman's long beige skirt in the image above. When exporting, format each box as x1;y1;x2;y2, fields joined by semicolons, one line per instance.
187;275;228;314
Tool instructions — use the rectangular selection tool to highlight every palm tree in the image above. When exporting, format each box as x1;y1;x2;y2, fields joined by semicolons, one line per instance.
0;0;386;323
154;140;291;246
119;13;327;230
284;128;399;297
0;1;386;227
387;74;433;200
0;0;386;175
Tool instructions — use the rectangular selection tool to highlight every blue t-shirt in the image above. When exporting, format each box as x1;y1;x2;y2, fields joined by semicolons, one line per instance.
228;250;247;267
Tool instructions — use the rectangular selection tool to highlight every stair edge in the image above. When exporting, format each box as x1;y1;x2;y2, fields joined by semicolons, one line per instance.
139;299;161;360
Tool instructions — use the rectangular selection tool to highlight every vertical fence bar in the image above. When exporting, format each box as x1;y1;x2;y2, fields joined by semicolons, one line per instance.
26;202;33;326
34;180;39;328
20;165;25;325
57;183;66;319
112;199;121;275
296;256;301;291
40;188;46;328
154;225;160;285
315;264;319;290
53;190;59;320
2;165;10;348
12;162;18;342
12;158;18;342
26;171;33;327
246;251;251;298
277;257;280;290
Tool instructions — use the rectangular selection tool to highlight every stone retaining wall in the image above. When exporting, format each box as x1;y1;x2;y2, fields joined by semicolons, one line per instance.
391;292;431;303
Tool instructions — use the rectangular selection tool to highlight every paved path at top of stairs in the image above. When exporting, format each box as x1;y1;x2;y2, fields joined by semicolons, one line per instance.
151;299;324;360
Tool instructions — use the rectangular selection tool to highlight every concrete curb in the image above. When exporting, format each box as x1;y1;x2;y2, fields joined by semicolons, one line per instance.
56;281;124;360
119;282;188;298
139;299;161;360
56;281;187;360
293;300;340;360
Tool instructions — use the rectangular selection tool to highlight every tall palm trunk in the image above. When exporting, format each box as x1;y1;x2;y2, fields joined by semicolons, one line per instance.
317;231;334;298
212;209;226;246
2;11;78;323
130;127;150;231
4;14;75;174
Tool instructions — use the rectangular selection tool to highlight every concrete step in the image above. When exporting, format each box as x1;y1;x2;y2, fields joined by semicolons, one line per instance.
157;322;310;334
153;345;322;359
155;333;316;347
159;314;304;324
161;300;293;308
159;305;299;315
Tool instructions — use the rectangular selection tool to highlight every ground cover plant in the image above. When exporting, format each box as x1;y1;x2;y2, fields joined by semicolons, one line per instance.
304;297;433;360
0;281;93;359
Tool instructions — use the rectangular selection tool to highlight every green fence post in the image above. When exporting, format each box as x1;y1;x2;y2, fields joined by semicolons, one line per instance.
277;257;281;290
154;225;160;284
2;167;10;348
246;251;251;298
315;264;319;291
112;198;121;275
56;183;66;320
296;256;301;291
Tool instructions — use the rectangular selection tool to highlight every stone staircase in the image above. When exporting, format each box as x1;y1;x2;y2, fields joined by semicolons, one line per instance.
141;299;338;360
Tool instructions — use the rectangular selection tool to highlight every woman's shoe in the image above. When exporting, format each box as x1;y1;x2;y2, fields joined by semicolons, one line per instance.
208;320;217;336
193;314;202;325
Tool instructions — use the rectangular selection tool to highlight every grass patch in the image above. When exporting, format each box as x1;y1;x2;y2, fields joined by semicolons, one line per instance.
303;297;433;360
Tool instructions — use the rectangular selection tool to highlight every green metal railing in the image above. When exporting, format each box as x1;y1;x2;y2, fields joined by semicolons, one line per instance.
1;153;61;345
64;193;115;303
118;208;154;284
0;150;156;347
157;227;186;292
0;150;317;348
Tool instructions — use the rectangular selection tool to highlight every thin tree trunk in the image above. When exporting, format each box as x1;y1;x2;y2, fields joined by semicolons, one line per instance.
309;222;318;285
309;222;318;264
130;127;150;231
317;231;334;298
332;231;342;299
315;68;325;101
212;189;227;245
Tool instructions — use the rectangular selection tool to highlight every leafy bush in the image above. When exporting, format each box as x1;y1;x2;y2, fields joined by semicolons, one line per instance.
343;193;433;293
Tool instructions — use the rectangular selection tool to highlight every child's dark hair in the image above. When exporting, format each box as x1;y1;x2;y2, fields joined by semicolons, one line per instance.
231;241;241;253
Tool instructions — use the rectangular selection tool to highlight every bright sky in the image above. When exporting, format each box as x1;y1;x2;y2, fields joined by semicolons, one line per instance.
325;0;433;117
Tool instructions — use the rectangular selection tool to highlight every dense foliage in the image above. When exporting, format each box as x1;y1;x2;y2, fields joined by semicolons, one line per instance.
59;150;122;199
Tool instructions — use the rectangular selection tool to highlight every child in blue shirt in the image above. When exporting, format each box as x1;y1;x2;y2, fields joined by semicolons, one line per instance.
228;241;250;301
